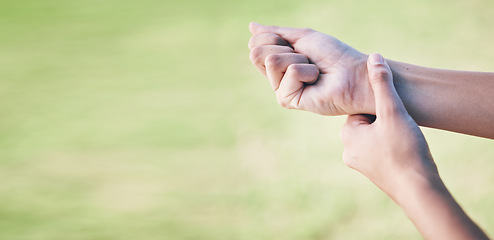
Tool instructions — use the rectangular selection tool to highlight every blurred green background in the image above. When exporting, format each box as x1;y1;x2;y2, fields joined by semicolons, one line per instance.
0;0;493;239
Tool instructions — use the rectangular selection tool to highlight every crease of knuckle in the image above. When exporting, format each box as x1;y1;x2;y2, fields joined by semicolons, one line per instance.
371;69;390;82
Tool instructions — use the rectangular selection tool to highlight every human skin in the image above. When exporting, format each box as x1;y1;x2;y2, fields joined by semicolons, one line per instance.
341;53;489;240
248;22;491;238
248;22;494;139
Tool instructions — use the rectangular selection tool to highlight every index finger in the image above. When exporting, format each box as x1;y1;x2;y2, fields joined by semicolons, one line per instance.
248;33;291;50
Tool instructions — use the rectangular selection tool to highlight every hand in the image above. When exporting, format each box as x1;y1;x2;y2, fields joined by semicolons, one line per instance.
340;53;438;199
248;22;373;116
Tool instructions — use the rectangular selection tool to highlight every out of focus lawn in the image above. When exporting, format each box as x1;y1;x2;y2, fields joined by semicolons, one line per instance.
0;0;493;239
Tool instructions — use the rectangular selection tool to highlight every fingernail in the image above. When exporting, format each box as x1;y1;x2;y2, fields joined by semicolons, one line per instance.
369;53;384;65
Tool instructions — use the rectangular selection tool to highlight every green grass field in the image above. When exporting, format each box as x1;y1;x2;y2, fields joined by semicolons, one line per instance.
1;0;493;239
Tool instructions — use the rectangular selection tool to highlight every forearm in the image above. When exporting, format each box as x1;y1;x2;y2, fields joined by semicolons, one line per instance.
388;60;494;139
394;170;489;240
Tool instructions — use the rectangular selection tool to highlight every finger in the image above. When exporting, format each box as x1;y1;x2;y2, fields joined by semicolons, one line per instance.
250;22;312;44
265;53;309;90
250;45;294;75
367;53;407;118
248;33;291;50
345;114;376;127
340;114;375;144
276;64;319;109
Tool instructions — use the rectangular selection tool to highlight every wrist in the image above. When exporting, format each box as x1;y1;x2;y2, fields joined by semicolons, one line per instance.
390;162;490;239
349;53;376;115
391;163;445;208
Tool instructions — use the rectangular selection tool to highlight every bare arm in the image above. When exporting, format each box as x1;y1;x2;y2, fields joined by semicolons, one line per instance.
248;22;494;139
341;54;489;239
249;23;491;238
396;170;489;240
390;61;494;138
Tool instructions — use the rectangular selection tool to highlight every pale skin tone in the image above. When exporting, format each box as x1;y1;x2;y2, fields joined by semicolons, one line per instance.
248;22;494;139
248;22;491;239
343;54;489;239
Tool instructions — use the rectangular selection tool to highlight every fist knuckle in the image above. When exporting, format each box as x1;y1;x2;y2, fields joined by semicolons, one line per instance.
287;64;303;76
265;54;282;68
249;46;263;63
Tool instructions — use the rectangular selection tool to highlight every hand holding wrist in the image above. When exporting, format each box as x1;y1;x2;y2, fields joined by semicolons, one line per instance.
342;53;437;197
342;54;490;239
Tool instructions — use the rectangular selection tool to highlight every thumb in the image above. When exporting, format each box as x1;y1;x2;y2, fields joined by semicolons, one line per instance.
367;53;407;118
249;22;304;43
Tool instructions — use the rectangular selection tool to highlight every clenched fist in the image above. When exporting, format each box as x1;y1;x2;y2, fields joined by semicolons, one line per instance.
248;22;374;116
